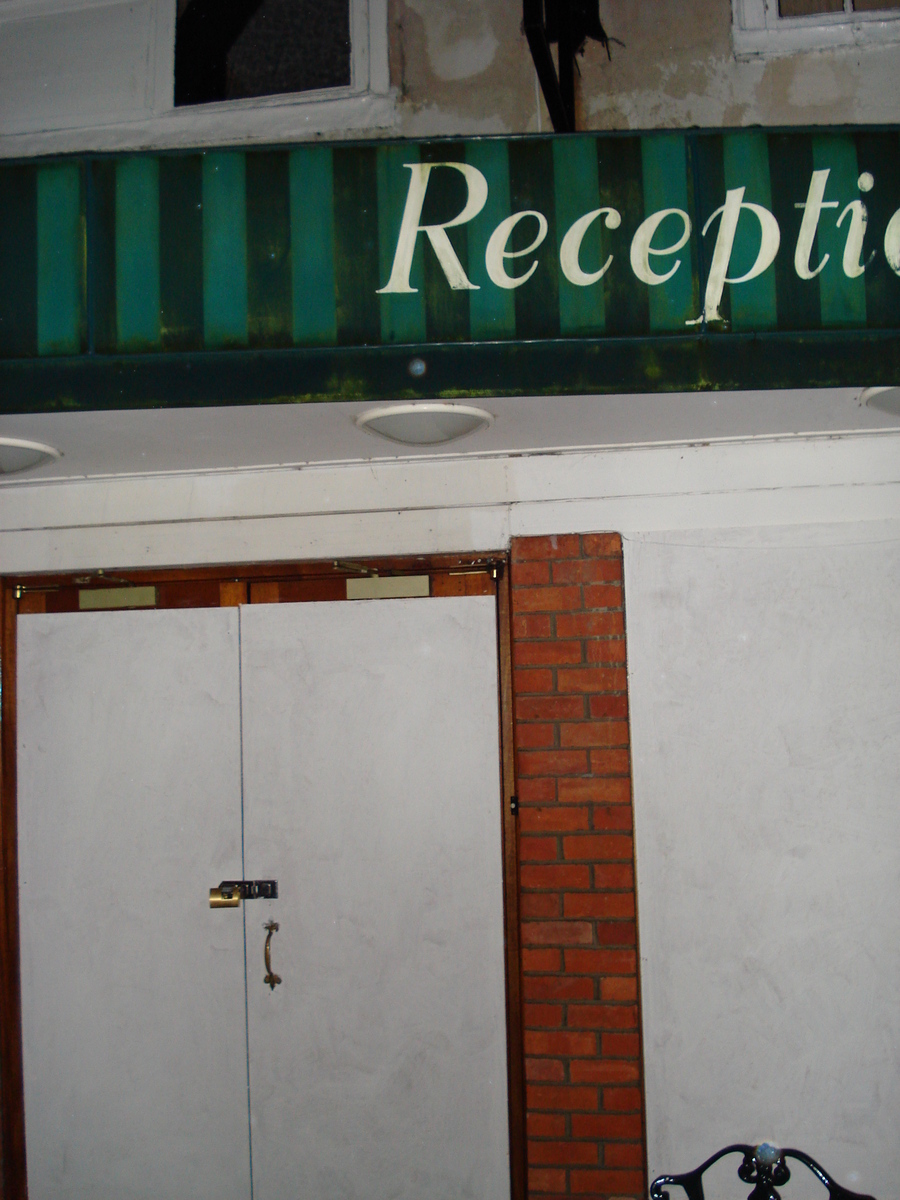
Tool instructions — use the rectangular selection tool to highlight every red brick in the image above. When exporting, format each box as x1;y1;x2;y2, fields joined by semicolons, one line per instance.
517;724;556;750
513;613;553;639
557;611;625;638
525;1031;597;1057
525;1003;564;1028
526;1057;567;1082
583;584;623;609
567;1004;638;1030
515;667;554;693
519;777;557;804
515;640;584;667
565;949;636;975
512;535;582;561
529;1140;599;1166
515;586;583;613
586;638;628;664
601;976;638;1002
582;533;622;556
520;805;590;833
586;694;630;719
560;722;630;749
519;749;589;776
570;1060;641;1084
520;836;560;862
521;864;591;890
564;893;635;919
558;779;626;805
516;695;585;722
557;667;627;694
552;559;622;585
594;863;635;889
572;1114;644;1139
594;922;637;947
527;1083;599;1109
524;975;596;1001
522;921;594;947
563;834;634;861
571;1169;644;1193
527;1112;567;1137
512;560;552;586
528;1167;567;1193
591;806;634;832
523;948;562;972
590;749;632;774
605;1143;644;1168
521;893;562;918
602;1032;641;1058
603;1087;643;1112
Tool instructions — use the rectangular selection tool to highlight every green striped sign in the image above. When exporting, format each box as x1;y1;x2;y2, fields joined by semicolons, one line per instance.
1;129;899;409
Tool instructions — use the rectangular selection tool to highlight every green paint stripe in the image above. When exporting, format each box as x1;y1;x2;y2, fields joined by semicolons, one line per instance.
290;147;337;346
332;147;379;346
767;133;820;331
466;140;516;341
553;136;604;337
246;151;292;347
508;140;558;340
159;154;204;351
202;152;248;348
420;143;470;344
813;135;866;328
37;163;83;355
641;134;696;332
0;166;38;357
115;156;160;349
855;131;900;330
722;130;778;331
377;143;425;344
597;136;648;336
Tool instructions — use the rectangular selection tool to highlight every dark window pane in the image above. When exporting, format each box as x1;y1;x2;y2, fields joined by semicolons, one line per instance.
175;0;350;107
853;0;900;10
779;0;844;13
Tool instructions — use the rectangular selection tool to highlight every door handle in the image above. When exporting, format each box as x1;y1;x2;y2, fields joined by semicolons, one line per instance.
209;879;278;907
263;921;282;990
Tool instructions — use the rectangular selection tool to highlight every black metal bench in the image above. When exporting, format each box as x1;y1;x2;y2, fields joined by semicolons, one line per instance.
651;1143;877;1200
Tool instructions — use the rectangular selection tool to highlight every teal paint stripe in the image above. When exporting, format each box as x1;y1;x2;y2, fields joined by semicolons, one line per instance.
640;134;695;332
722;130;777;331
115;156;160;349
290;147;337;346
202;152;248;347
813;135;867;328
465;140;516;341
37;163;83;355
377;143;425;344
553;136;604;337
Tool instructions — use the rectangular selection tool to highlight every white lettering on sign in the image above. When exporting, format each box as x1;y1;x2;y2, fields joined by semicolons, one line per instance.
560;208;621;286
485;210;549;289
377;162;488;294
701;187;781;323
378;164;893;309
629;209;692;286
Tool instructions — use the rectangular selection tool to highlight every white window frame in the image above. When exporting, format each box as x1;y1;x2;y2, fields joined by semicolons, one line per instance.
0;0;396;159
732;0;900;57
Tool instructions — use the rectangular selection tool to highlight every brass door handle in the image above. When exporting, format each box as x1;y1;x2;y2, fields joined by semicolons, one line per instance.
263;921;282;990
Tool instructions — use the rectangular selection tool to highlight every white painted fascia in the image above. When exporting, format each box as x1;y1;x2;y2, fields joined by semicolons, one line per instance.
732;0;900;58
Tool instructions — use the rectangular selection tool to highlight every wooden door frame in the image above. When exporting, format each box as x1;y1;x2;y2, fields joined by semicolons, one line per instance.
0;553;525;1200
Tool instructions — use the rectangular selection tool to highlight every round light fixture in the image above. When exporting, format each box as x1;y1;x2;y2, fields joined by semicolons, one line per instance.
0;436;61;475
354;403;493;446
860;386;900;416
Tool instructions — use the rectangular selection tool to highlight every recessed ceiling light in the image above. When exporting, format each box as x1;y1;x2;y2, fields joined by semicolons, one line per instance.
354;403;493;446
860;386;900;416
0;437;61;475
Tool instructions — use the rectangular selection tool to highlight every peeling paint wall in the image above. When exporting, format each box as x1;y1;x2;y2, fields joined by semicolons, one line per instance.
391;0;900;135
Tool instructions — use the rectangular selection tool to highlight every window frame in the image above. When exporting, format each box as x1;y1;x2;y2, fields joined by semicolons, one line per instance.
732;0;900;57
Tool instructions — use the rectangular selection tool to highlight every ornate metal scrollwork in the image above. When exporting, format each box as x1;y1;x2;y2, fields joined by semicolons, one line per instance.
650;1144;876;1200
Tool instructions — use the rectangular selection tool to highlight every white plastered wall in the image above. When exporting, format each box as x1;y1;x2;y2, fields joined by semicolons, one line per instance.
2;429;899;1195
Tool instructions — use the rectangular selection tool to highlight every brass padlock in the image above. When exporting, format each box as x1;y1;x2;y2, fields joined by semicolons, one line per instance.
209;884;241;908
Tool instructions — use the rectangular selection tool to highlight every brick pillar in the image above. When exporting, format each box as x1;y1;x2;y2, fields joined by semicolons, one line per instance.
510;533;644;1200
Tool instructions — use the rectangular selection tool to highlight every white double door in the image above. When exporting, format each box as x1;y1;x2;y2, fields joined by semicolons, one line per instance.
17;596;511;1200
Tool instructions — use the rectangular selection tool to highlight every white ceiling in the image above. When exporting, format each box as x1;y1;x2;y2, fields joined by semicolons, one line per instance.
0;387;897;484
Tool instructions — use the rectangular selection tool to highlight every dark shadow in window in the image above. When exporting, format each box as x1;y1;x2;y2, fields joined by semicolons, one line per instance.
175;0;351;107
